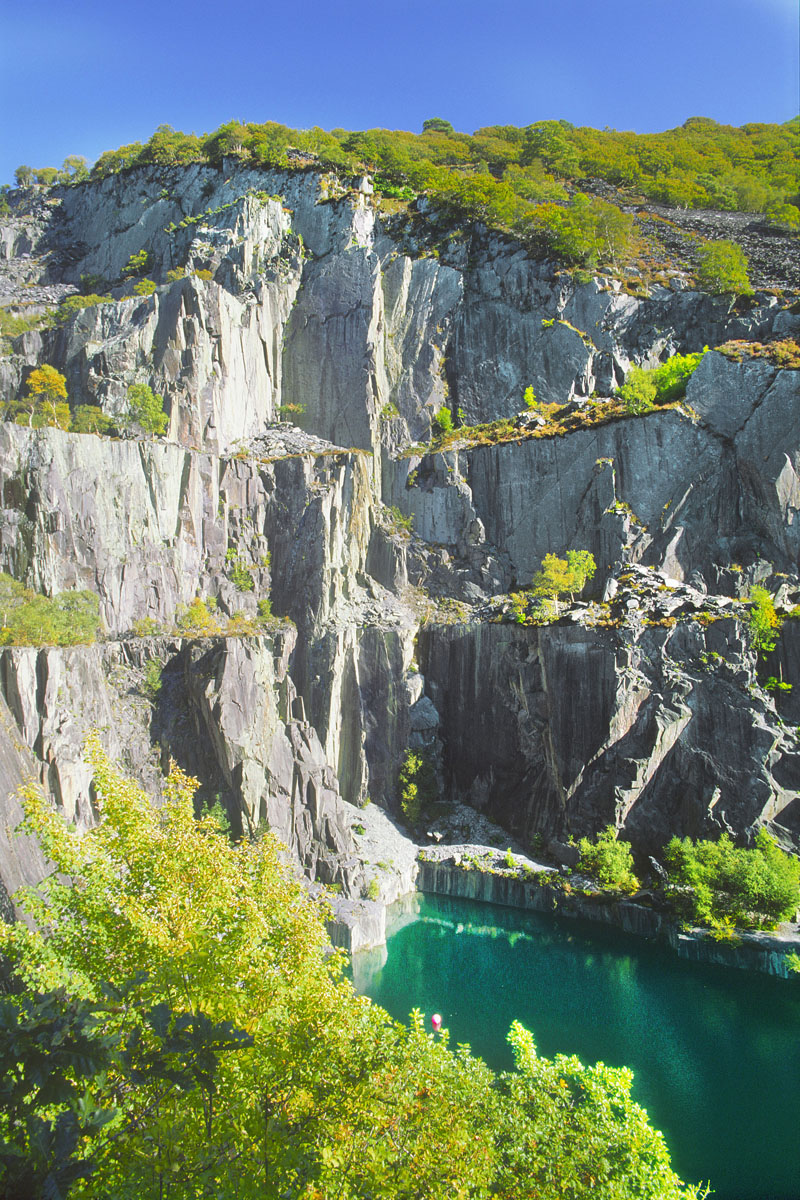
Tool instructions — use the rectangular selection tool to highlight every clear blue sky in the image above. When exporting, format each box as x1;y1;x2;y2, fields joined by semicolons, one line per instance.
1;0;797;185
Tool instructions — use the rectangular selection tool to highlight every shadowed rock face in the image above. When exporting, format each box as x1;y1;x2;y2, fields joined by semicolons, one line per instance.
1;163;799;915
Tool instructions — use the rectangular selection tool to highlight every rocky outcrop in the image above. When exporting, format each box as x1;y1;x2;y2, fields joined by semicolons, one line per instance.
0;634;365;893
419;568;800;855
417;851;800;978
1;162;799;940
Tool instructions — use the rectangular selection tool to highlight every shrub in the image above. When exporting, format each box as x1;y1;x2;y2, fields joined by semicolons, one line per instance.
578;826;639;892
121;249;151;277
523;385;537;411
130;616;163;636
748;585;780;656
141;658;163;699
618;350;706;413
398;748;437;825
433;407;454;436
193;269;213;281
72;405;112;435
165;267;186;283
131;278;157;297
124;383;168;436
174;598;221;636
0;574;102;646
696;240;753;295
664;829;800;929
618;367;656;414
55;294;112;323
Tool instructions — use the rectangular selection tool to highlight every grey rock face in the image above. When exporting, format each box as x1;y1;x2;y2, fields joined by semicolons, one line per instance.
1;162;799;922
420;605;800;856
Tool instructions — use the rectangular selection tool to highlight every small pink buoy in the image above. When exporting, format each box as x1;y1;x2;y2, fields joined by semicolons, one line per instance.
431;1013;442;1032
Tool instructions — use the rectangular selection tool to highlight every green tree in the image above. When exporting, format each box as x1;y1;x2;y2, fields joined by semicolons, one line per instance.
0;740;700;1199
14;165;34;187
121;249;152;278
618;366;657;414
72;405;113;435
422;118;455;135
696;239;753;295
664;829;800;930
578;826;639;892
125;382;168;436
398;748;438;824
531;550;596;611
748;585;780;656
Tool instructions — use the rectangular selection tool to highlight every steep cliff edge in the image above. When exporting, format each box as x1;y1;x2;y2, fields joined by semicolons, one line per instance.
1;163;799;925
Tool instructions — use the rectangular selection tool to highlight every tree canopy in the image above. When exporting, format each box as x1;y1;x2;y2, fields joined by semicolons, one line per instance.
0;740;702;1199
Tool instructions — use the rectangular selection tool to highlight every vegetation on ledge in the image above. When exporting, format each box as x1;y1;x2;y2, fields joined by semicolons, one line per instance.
7;115;797;285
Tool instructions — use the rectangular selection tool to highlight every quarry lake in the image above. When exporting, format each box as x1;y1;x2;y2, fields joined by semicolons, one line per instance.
353;894;800;1200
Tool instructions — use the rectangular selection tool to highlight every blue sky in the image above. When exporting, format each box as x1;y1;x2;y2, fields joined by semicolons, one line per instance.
1;0;797;185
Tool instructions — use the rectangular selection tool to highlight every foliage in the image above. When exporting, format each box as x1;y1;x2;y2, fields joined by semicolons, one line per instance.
55;294;113;323
165;267;186;282
0;743;700;1199
618;367;657;414
230;563;255;592
433;407;454;435
11;364;70;428
0;308;48;353
747;585;781;656
141;658;163;700
124;383;168;436
531;550;596;611
398;748;438;825
663;829;800;929
716;338;800;369
174;597;222;636
130;616;163;637
0;988;121;1198
523;385;537;410
130;278;157;297
578;826;640;893
0;574;102;646
121;250;151;278
618;349;706;413
72;405;113;435
696;240;753;295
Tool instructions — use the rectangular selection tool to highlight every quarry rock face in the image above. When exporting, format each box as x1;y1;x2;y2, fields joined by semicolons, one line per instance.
1;163;799;920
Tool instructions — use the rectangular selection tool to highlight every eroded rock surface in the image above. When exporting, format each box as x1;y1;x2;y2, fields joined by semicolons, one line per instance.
1;163;799;929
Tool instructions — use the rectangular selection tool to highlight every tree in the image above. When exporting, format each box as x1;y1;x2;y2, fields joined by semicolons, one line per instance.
531;550;596;612
60;155;89;182
747;585;780;656
14;165;34;187
422;118;455;135
696;239;753;295
618;366;656;414
13;365;70;429
664;829;800;930
72;405;112;435
578;826;639;892
0;740;699;1199
125;382;168;436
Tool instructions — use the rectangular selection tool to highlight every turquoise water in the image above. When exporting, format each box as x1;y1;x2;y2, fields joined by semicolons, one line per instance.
354;894;800;1200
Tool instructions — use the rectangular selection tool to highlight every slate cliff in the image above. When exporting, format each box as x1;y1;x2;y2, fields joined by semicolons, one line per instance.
1;162;799;918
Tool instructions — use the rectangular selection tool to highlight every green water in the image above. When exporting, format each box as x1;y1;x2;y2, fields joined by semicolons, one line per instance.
354;894;800;1200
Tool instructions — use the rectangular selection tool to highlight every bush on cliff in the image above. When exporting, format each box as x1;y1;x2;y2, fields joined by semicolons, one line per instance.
578;826;640;893
0;574;102;646
664;829;800;930
0;740;701;1199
